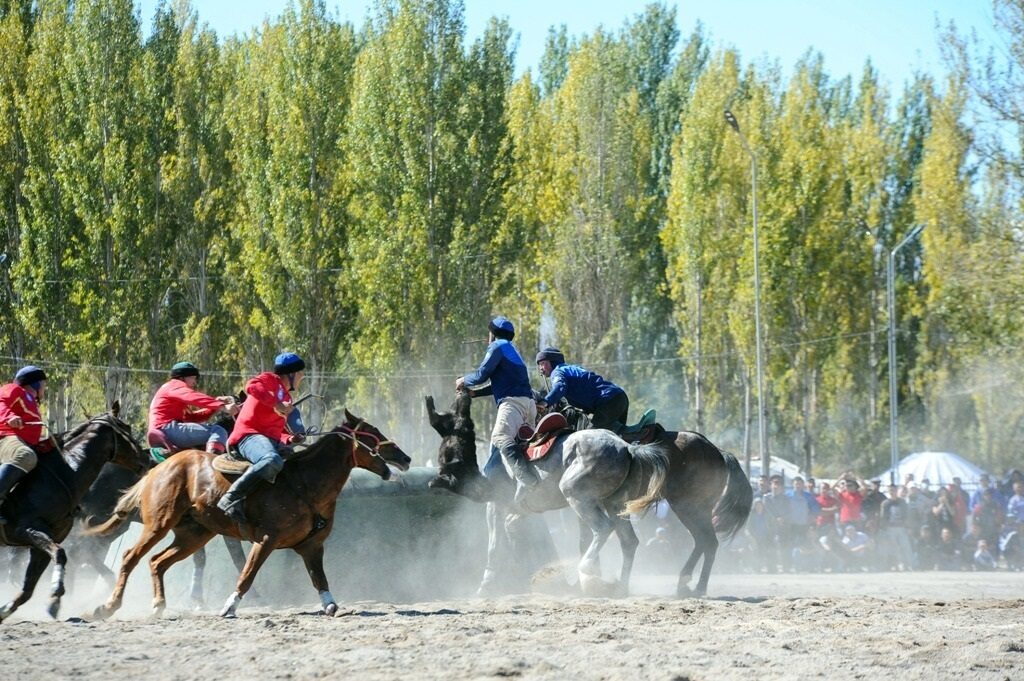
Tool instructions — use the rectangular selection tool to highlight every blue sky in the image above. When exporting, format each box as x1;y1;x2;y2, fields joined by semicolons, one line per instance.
139;1;1000;89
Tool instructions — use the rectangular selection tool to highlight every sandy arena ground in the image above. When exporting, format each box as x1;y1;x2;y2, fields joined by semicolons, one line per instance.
1;570;1022;680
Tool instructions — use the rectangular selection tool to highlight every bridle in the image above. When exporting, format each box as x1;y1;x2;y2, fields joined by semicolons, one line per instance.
305;420;393;467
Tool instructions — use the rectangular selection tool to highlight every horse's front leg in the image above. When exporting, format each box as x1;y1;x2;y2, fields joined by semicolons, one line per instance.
0;547;50;623
476;501;508;596
609;511;639;596
220;535;275;618
223;537;260;601
295;540;337;616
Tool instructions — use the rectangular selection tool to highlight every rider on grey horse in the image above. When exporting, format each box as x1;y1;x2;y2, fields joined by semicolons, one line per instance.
455;316;537;502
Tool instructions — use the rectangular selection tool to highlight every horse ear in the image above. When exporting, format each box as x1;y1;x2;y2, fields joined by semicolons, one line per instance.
344;408;356;424
111;400;121;418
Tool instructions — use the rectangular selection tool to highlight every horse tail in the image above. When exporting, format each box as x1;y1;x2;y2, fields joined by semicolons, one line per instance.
712;451;753;540
82;477;146;536
621;442;671;516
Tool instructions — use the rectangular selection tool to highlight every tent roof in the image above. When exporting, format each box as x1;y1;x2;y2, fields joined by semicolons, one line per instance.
876;451;988;487
747;455;804;480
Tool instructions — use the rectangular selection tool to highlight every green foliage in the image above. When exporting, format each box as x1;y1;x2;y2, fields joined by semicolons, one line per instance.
0;1;1021;475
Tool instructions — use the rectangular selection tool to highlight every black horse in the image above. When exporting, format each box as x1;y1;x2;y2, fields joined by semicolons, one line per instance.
0;405;150;621
427;393;752;597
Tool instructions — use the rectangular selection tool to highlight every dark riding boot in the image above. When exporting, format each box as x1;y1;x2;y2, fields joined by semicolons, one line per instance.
502;441;538;508
0;464;27;524
216;466;265;524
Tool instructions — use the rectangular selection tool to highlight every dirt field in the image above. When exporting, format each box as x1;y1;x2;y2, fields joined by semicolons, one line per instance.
2;571;1022;680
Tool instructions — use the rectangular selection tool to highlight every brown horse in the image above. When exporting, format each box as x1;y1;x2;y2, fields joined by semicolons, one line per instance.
0;406;150;622
86;409;411;619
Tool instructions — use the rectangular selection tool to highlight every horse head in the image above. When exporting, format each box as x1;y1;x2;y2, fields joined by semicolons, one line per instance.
339;408;412;479
424;394;489;502
63;409;151;476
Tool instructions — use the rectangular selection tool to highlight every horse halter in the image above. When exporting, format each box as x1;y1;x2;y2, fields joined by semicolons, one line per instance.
339;420;393;456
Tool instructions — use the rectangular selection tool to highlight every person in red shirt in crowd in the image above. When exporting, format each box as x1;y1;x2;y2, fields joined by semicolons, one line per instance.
0;366;50;523
836;474;865;529
815;482;839;534
217;353;306;523
148;361;239;454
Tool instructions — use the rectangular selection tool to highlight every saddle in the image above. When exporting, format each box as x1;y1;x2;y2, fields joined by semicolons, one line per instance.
522;412;571;462
211;444;303;476
146;428;180;464
619;409;660;445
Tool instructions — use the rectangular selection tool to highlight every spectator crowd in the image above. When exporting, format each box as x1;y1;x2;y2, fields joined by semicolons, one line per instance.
731;469;1024;573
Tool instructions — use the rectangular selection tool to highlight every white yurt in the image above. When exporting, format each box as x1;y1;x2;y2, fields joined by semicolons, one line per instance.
875;451;988;489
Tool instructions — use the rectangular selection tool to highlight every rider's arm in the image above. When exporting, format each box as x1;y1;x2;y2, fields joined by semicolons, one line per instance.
169;382;225;418
543;370;567;405
462;343;501;389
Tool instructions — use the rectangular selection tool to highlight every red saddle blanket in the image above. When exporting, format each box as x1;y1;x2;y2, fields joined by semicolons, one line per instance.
525;413;570;461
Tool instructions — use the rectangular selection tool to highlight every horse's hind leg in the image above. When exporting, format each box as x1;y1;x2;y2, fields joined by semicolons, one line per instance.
220;538;275;618
566;496;614;594
92;524;172;620
188;546;207;607
223;537;260;601
14;527;68;619
0;548;50;623
150;524;215;617
670;501;717;598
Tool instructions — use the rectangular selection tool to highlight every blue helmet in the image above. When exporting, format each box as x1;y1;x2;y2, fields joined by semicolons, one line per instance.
274;352;305;375
14;365;47;388
488;315;515;341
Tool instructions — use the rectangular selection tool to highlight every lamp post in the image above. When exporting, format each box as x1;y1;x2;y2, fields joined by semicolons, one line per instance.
724;109;768;472
887;224;925;485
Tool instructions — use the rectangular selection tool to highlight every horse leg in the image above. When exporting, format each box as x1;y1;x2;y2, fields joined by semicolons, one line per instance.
188;546;207;607
566;496;614;595
223;537;260;601
93;524;172;620
670;501;717;598
0;548;50;623
476;501;507;596
14;527;68;619
149;524;215;617
608;509;639;595
294;540;337;616
220;538;275;618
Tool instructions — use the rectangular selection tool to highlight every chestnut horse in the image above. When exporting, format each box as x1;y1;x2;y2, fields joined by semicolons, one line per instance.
0;406;150;622
86;409;411;619
426;393;752;597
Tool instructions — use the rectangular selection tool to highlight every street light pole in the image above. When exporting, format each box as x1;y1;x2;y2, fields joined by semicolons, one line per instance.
724;109;768;472
887;224;925;485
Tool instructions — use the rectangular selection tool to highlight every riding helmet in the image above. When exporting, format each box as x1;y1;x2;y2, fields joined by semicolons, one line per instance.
170;361;200;379
273;352;306;375
14;365;47;387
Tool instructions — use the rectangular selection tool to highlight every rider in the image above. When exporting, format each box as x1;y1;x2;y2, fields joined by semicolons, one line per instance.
217;352;306;524
535;347;629;432
456;316;538;498
0;366;49;523
148;361;240;454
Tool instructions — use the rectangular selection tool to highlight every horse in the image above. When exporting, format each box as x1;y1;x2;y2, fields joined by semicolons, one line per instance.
68;400;254;606
86;409;412;619
425;392;752;597
0;405;150;622
69;462;253;606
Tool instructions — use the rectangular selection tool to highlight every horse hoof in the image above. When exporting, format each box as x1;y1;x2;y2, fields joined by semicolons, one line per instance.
46;598;61;620
323;603;337;617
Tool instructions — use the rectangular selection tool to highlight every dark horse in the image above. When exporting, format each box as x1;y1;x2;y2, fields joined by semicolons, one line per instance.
0;405;150;622
86;410;411;619
426;392;752;597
